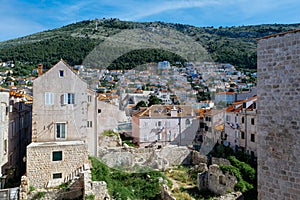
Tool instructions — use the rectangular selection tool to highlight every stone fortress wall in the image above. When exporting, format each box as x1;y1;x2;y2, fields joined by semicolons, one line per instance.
257;30;300;199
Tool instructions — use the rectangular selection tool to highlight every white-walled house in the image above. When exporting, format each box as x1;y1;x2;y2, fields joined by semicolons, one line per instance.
224;96;257;156
132;105;199;147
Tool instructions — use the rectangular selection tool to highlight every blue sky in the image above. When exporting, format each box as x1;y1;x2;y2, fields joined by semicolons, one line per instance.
0;0;300;42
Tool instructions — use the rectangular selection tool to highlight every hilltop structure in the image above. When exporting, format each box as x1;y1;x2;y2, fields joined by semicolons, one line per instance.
257;30;300;199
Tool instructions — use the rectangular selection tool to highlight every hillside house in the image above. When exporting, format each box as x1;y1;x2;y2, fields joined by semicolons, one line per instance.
224;96;257;157
26;60;98;188
132;105;198;147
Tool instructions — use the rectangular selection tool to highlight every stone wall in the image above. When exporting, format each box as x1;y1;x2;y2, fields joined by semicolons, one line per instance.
211;157;231;166
97;145;191;170
207;164;237;195
26;141;89;188
257;31;300;199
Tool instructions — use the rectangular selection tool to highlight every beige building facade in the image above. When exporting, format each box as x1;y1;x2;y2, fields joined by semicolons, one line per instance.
224;96;257;157
27;60;97;188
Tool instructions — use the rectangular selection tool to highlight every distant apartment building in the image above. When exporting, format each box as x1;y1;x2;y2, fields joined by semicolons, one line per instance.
223;96;257;157
26;60;98;188
132;105;198;147
214;89;257;105
158;61;171;70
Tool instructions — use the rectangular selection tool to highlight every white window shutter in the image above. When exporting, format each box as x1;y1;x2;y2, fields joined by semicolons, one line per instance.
63;93;68;104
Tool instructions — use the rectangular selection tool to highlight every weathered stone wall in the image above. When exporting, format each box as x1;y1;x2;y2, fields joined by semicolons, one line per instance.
26;141;89;188
257;31;300;199
211;157;231;166
97;145;191;170
207;164;237;195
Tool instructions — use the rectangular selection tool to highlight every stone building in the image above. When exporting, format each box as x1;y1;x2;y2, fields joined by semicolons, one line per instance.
1;90;32;187
199;109;224;155
198;164;237;195
0;90;9;188
27;60;97;188
224;96;257;157
257;30;300;199
132;105;198;147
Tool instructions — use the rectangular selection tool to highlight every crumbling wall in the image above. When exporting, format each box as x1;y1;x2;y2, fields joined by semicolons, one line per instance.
197;164;237;195
97;145;192;170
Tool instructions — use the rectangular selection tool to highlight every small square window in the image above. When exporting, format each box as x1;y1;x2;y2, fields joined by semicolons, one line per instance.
52;151;62;161
53;173;62;179
59;70;64;77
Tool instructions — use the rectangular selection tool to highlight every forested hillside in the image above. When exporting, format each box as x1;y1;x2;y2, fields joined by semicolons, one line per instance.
0;18;299;70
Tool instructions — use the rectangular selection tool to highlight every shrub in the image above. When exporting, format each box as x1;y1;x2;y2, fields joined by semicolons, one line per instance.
90;157;170;199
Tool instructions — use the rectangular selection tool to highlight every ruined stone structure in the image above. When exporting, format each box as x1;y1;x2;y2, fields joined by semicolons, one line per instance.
98;145;191;170
198;164;237;195
257;30;300;199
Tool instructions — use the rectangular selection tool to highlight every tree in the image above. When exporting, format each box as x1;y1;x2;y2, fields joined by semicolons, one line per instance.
148;95;162;107
135;100;147;110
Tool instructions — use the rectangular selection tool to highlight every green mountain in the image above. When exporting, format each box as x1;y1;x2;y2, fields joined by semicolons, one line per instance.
0;18;299;71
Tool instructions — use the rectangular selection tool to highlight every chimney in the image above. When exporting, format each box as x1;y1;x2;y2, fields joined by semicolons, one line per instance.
171;106;177;117
38;64;43;77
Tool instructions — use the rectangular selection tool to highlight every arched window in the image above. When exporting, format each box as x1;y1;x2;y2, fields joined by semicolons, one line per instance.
185;119;191;127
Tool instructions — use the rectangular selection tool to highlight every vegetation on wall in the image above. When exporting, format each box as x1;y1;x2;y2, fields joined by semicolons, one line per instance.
90;156;171;200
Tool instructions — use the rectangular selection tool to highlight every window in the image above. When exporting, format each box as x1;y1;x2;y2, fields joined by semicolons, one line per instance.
241;131;245;139
62;93;75;104
53;173;62;179
88;95;92;102
56;123;66;139
143;122;148;128
235;116;238;123
226;115;230;122
185;119;191;127
242;117;245;124
1;103;6;122
157;121;162;127
157;133;161;141
45;92;54;105
87;121;92;128
251;118;255;125
59;70;64;77
4;139;7;154
52;151;62;161
167;131;171;141
251;134;255;142
235;130;239;138
205;117;211;122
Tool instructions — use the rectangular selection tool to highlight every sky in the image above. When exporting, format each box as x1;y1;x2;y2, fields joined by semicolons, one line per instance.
0;0;300;42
